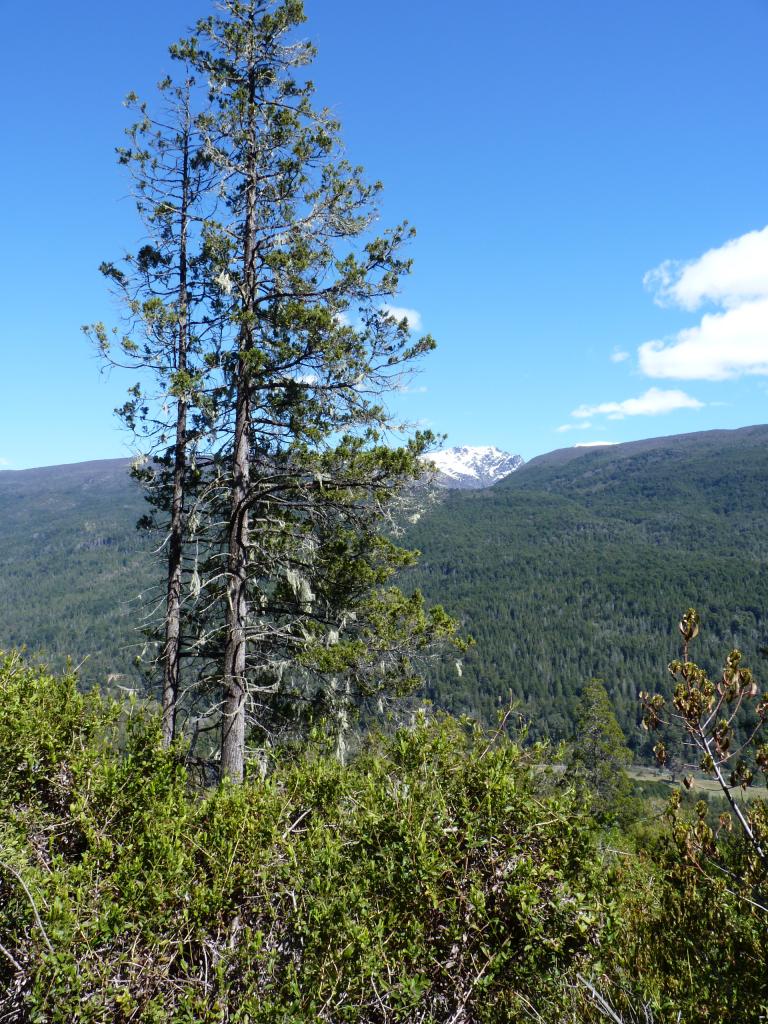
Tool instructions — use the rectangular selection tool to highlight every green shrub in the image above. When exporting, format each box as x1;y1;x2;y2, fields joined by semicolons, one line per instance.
3;652;767;1022
0;654;620;1022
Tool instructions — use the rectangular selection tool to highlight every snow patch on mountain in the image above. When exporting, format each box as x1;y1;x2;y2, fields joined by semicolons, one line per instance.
423;446;524;490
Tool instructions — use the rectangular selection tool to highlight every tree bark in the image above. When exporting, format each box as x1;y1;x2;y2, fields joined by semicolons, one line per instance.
161;101;192;749
221;64;258;782
220;379;250;781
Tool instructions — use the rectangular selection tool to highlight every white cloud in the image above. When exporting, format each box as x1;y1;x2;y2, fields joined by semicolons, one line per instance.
0;458;10;467
610;349;630;363
282;372;318;386
556;421;592;433
572;387;704;421
574;441;619;448
644;226;768;311
382;305;423;332
639;298;768;381
639;226;768;381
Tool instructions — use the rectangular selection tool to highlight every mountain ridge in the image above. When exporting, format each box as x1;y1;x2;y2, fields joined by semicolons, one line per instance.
513;423;768;477
422;445;524;489
9;422;762;483
2;424;767;751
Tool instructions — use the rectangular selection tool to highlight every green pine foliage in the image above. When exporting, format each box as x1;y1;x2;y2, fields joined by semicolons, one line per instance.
567;679;637;825
82;0;455;770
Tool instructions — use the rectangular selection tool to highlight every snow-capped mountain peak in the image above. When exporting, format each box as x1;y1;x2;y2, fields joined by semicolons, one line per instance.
423;446;524;490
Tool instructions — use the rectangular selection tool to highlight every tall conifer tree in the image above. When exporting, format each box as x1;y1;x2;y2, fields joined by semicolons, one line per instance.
88;76;215;746
173;0;448;781
94;1;457;782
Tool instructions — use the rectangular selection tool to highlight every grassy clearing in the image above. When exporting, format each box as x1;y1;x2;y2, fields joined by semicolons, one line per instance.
630;765;766;802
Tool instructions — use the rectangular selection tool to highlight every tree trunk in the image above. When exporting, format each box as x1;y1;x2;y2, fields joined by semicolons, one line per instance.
221;65;258;782
161;106;191;749
220;379;250;781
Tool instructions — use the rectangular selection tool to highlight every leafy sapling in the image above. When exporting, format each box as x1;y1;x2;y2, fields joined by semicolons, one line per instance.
640;608;768;868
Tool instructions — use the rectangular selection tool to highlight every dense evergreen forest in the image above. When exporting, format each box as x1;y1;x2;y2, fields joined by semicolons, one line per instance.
3;425;767;753
0;459;152;686
406;424;768;748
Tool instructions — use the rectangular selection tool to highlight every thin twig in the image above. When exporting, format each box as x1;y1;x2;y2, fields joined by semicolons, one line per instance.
478;696;516;761
576;975;625;1024
0;939;22;973
281;808;312;840
0;860;55;956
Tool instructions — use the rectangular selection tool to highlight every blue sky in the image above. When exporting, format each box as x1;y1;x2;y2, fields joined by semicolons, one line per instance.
2;0;768;469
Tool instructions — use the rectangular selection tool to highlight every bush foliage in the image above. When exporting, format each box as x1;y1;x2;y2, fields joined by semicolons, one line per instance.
2;652;768;1022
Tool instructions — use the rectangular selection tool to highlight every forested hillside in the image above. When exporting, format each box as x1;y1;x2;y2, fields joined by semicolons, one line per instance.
2;425;768;747
0;459;152;686
405;424;768;747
